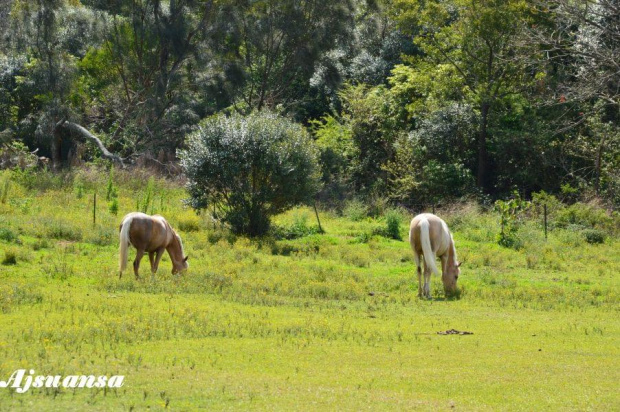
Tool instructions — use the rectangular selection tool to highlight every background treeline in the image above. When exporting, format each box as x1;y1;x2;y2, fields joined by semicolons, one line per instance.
0;0;618;208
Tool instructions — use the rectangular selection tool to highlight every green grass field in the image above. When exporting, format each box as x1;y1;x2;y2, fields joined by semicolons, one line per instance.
0;167;618;410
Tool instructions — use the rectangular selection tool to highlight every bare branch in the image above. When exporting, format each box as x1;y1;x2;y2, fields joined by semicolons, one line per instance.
56;119;125;167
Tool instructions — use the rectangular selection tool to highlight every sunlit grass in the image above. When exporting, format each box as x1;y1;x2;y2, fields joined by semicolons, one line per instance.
0;167;618;410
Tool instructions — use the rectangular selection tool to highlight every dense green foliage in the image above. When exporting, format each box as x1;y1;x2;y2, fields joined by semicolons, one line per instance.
180;111;320;236
0;0;617;206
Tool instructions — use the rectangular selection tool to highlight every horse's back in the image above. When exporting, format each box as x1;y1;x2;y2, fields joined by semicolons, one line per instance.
409;213;450;255
121;212;169;251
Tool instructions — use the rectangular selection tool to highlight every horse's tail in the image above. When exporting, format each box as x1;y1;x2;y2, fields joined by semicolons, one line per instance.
419;217;439;275
119;215;132;274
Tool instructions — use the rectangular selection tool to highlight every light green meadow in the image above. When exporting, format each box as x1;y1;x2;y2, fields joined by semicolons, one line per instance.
0;168;618;410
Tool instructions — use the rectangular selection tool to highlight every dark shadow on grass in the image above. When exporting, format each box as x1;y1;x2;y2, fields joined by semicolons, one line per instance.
425;286;464;301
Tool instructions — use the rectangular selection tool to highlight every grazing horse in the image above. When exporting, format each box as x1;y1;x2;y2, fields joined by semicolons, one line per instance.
409;213;461;298
119;212;188;279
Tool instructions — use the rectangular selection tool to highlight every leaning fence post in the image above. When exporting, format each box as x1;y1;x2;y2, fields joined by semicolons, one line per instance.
432;204;436;214
314;201;324;233
544;203;547;240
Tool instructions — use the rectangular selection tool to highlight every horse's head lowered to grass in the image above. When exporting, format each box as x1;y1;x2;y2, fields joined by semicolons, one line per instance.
442;257;462;297
169;232;189;275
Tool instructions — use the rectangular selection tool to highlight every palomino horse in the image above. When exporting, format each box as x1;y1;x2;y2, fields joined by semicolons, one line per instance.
119;212;188;279
409;213;461;298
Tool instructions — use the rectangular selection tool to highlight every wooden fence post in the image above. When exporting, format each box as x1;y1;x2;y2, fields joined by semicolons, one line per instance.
544;204;547;240
93;192;97;227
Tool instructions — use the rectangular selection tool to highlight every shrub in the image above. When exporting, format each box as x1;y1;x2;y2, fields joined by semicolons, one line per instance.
0;227;18;243
137;177;156;214
205;225;237;245
11;168;68;192
343;199;368;221
180;111;321;237
272;214;321;240
47;221;83;241
31;239;50;251
531;191;563;217
75;180;85;199
583;229;605;244
105;167;118;201
383;208;403;240
494;191;530;248
555;202;614;232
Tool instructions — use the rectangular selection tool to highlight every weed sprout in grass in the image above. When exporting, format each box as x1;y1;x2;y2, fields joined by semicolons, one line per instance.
2;249;17;265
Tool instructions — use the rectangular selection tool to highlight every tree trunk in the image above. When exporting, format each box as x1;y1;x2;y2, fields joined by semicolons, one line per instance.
477;103;490;190
51;126;63;170
594;136;606;196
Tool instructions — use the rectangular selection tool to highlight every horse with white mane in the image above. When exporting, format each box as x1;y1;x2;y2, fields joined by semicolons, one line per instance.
119;212;188;280
409;213;461;298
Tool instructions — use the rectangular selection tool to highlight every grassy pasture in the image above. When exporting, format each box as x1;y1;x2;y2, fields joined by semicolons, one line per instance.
0;167;618;411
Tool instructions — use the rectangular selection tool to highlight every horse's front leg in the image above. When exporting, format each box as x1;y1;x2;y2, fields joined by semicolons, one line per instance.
148;252;155;273
440;255;448;290
151;248;165;281
133;249;145;280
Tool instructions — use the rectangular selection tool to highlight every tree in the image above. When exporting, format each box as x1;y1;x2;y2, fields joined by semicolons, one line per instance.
226;0;354;117
392;0;541;191
80;0;224;152
383;103;477;205
532;0;619;108
180;111;321;236
311;0;417;88
5;0;117;167
326;83;407;196
528;1;618;202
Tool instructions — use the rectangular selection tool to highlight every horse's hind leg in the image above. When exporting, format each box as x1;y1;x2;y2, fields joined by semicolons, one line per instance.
414;253;423;298
423;264;432;298
133;249;145;280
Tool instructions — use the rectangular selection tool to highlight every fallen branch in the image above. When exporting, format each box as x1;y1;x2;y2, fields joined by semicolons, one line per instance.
56;119;125;167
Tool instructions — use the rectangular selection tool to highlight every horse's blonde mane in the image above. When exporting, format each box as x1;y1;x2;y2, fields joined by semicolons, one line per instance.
160;216;185;256
450;234;458;263
174;231;185;255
